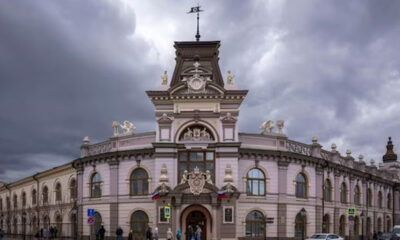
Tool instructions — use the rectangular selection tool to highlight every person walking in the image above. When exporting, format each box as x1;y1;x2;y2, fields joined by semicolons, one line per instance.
176;229;181;240
99;225;106;240
0;228;4;240
195;225;201;240
116;226;123;240
187;225;194;240
146;227;153;240
128;229;133;240
167;228;173;240
153;227;159;240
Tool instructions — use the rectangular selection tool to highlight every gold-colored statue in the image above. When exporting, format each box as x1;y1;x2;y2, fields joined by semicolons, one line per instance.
161;70;168;85
226;70;234;84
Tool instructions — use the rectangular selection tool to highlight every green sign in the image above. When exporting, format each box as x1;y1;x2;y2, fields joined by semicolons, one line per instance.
164;206;171;219
347;207;356;216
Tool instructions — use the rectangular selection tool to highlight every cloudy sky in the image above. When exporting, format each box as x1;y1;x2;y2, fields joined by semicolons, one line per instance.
1;0;400;182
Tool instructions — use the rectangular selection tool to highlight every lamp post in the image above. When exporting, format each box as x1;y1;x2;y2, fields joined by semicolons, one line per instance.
71;200;78;240
300;208;307;240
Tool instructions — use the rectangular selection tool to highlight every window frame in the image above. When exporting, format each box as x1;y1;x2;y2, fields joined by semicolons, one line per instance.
340;182;347;204
90;173;102;198
130;168;149;196
245;210;266;238
158;206;169;224
177;150;215;183
42;186;49;204
246;168;266;196
295;173;308;198
354;185;361;205
324;179;332;202
55;183;62;202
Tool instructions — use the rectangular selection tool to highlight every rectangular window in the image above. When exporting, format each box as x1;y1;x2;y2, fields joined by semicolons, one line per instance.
178;150;215;183
223;206;234;224
159;207;169;223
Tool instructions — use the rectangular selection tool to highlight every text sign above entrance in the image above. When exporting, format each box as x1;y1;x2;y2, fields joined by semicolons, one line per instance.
87;209;95;217
347;207;356;217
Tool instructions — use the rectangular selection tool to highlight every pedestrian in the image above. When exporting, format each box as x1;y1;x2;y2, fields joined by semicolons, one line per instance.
0;228;4;240
99;225;106;240
153;227;159;240
373;231;377;240
195;225;201;240
116;226;123;240
128;229;133;240
40;228;44;239
145;227;152;240
187;225;194;240
176;229;181;240
49;226;54;239
54;227;58;239
167;228;173;240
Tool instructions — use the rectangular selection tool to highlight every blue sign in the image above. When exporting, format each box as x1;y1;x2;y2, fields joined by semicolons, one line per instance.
87;209;95;217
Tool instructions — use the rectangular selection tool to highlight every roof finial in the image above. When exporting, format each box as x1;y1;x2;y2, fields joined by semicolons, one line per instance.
383;136;397;162
187;3;204;41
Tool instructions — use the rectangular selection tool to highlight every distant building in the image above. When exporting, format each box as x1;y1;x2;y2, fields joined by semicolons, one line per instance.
1;40;400;240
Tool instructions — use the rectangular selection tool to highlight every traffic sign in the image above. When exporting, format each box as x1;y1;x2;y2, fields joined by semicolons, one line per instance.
88;216;95;225
164;206;171;219
347;207;356;217
88;209;95;217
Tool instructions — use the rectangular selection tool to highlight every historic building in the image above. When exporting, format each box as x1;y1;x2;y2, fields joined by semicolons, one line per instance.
1;39;400;240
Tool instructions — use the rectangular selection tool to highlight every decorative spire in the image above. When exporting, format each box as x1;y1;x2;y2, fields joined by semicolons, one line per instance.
383;137;397;162
187;4;204;41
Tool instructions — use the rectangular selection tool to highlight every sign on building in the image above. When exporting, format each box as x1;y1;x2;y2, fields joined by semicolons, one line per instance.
347;207;356;217
164;206;171;219
88;217;95;225
87;209;95;217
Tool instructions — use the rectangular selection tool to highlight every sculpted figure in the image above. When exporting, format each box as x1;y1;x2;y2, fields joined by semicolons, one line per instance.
181;170;189;184
226;70;234;84
205;170;213;184
184;128;193;139
193;128;201;138
201;128;210;139
260;120;274;133
120;121;135;134
161;70;168;85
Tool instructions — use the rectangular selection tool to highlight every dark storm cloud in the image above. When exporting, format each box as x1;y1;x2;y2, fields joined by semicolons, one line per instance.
1;0;400;181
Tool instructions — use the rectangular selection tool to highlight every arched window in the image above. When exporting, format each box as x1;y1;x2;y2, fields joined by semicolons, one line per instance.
70;179;77;200
387;193;392;209
43;215;50;229
377;218;382;232
367;188;373;207
367;217;372;236
245;210;265;237
354;185;361;205
131;211;149;239
130;168;149;196
6;197;10;210
93;212;102;236
324;179;332;202
354;216;360;236
340;182;347;203
246;168;266;196
22;192;26;207
90;173;102;198
295;211;307;239
295;173;307;198
13;194;18;209
386;217;391;232
378;191;383;208
13;217;17;234
55;183;62;202
56;214;62;236
339;215;346;237
322;214;330;233
32;189;37;205
42;186;49;204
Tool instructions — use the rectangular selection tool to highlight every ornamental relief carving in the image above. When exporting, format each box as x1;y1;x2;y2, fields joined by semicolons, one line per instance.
179;125;214;141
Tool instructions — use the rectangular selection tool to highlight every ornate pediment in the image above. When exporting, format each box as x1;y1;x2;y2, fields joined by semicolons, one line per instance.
181;62;212;94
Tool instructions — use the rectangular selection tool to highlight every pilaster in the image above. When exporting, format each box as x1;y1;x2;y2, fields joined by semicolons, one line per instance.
108;159;119;234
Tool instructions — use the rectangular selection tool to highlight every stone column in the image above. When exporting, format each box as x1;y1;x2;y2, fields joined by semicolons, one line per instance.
334;172;341;234
109;159;119;235
394;187;400;225
76;165;84;239
315;166;324;233
212;205;218;240
277;160;289;238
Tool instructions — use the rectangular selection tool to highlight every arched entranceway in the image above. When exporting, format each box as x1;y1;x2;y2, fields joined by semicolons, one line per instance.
181;205;212;240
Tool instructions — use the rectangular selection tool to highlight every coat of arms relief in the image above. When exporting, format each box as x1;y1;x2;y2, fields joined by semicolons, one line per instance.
181;167;213;195
181;62;212;94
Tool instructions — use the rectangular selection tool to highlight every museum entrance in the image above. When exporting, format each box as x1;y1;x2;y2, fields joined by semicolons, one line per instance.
186;211;206;240
181;205;212;240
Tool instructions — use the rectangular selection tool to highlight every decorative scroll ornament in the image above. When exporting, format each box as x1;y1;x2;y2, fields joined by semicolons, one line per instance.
182;62;211;93
260;120;274;134
188;167;206;195
181;126;213;141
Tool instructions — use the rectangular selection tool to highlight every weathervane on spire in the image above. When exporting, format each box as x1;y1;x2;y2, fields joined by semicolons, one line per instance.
187;3;204;41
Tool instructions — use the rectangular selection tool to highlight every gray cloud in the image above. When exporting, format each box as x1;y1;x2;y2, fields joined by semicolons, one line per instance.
0;0;399;181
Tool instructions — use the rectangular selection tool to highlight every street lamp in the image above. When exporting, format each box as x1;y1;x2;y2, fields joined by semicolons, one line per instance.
300;208;307;240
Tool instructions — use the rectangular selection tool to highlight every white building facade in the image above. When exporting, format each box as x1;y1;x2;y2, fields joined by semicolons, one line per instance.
1;40;400;240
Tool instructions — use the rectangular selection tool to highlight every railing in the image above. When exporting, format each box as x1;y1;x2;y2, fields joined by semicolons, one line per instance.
88;141;112;155
286;140;312;156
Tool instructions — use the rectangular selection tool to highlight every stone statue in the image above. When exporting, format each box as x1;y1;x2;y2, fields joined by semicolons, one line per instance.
205;170;213;184
161;70;168;85
260;120;274;134
276;120;284;134
226;70;234;84
181;170;189;184
184;128;193;139
120;121;135;134
112;121;120;136
201;128;210;139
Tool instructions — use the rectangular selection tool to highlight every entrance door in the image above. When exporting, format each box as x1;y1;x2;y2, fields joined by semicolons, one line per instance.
186;211;206;240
